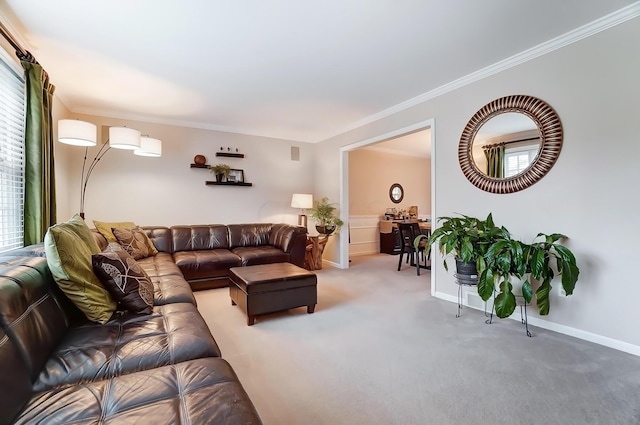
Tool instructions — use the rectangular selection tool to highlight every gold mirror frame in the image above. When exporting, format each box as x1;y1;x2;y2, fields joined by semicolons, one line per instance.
458;95;563;194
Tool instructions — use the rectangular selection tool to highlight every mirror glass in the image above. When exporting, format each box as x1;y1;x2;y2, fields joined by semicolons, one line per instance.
389;183;404;203
472;113;540;178
458;95;563;194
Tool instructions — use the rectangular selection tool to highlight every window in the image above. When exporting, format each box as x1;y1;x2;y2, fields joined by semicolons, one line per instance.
504;146;538;177
0;49;26;253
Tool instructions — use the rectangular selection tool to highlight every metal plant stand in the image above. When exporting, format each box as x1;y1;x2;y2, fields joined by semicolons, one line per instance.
454;273;478;318
486;293;532;337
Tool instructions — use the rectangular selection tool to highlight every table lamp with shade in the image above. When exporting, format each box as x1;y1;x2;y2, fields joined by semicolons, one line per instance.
57;119;162;218
291;193;313;228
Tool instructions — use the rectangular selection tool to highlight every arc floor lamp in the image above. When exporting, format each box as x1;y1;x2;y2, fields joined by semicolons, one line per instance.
57;119;162;219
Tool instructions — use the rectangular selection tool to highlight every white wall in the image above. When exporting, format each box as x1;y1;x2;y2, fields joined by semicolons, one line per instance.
349;148;431;216
316;19;640;352
56;114;315;228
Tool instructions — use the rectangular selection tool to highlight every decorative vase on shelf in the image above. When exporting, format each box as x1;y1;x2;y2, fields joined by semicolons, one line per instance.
215;173;223;182
194;154;206;165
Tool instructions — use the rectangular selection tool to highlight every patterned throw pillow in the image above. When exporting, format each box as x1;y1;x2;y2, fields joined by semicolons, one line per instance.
93;220;137;243
112;226;158;260
44;214;117;324
92;243;154;314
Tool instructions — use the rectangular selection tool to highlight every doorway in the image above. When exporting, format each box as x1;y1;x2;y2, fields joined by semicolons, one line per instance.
339;118;436;295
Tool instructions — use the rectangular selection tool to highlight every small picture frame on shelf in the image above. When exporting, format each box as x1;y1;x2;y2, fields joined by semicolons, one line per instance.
228;169;244;183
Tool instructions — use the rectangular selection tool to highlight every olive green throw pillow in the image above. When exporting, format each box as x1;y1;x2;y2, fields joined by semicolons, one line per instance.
44;215;117;324
93;220;137;243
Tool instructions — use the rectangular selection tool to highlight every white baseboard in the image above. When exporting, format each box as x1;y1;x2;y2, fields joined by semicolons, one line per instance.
433;291;640;357
349;250;378;257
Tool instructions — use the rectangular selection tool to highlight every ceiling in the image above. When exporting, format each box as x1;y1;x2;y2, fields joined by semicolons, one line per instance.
1;1;637;144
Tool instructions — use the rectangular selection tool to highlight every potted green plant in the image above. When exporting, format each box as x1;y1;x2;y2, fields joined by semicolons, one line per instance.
479;232;580;318
427;213;506;276
209;163;231;182
309;197;344;235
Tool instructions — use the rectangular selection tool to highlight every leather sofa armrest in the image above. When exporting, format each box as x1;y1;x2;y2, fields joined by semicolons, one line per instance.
269;224;307;268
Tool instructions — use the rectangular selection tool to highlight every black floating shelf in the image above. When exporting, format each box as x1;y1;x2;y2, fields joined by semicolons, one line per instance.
215;152;245;158
205;181;253;187
190;164;209;168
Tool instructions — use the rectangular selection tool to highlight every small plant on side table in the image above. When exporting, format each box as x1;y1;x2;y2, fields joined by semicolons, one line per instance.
309;197;344;235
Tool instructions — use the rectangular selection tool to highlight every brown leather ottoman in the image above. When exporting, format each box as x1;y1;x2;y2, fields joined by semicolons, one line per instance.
229;263;317;326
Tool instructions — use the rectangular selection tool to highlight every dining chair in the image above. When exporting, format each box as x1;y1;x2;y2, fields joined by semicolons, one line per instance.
396;222;430;275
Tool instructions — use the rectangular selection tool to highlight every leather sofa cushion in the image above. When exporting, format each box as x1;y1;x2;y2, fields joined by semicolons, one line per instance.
33;302;221;392
228;223;272;248
172;225;229;251
173;249;241;281
231;246;289;266
143;226;172;253
0;327;32;425
138;253;196;305
0;243;46;257
15;358;263;425
0;260;71;382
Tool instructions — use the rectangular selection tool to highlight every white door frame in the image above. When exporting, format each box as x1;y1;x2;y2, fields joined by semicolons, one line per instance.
339;118;436;296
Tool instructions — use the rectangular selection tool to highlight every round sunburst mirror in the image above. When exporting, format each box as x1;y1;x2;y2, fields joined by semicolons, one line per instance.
458;95;563;194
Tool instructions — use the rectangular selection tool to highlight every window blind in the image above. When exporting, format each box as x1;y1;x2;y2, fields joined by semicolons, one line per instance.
0;54;26;253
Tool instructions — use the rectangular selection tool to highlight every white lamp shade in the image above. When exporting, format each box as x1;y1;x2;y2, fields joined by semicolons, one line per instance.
58;119;97;146
291;193;313;209
109;127;141;150
134;136;162;157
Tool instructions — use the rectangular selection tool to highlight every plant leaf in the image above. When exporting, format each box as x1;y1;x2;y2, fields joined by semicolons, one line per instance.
535;279;552;315
495;290;516;318
530;247;545;279
560;260;579;296
522;279;533;304
477;269;494;301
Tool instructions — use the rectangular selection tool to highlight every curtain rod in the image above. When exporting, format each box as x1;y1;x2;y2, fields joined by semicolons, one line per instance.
483;136;539;150
0;20;37;63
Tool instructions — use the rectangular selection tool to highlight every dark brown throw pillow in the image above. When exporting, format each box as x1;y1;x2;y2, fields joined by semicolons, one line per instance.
92;243;154;314
112;226;158;260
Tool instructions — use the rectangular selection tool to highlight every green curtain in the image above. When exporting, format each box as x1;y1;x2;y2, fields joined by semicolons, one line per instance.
22;61;56;245
484;144;505;179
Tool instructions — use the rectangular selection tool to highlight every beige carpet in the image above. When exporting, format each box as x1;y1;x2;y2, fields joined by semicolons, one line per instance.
195;254;640;425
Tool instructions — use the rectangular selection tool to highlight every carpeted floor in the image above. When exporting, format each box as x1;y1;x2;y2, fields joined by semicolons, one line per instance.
195;254;640;425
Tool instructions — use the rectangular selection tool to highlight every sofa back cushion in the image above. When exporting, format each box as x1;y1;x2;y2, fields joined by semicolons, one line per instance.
228;223;273;248
143;226;172;253
0;326;32;425
0;258;70;382
171;225;229;251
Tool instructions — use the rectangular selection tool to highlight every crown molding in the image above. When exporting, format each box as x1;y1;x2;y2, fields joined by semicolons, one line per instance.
72;106;307;143
317;2;640;143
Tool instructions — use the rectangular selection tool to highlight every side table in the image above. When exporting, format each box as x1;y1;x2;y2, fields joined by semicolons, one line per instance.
305;234;329;271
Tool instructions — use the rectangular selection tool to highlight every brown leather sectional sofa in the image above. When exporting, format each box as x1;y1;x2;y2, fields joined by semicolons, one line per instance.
93;223;308;290
0;223;306;425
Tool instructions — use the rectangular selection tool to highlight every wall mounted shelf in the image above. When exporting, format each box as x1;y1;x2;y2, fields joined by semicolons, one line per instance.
216;152;245;158
205;181;253;187
190;164;209;168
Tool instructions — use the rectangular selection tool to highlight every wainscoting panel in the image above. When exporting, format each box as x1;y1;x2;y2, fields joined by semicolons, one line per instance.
349;215;381;256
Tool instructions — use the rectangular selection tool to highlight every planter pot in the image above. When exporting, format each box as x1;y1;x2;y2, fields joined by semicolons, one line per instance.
215;173;223;182
455;258;478;277
316;225;336;235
